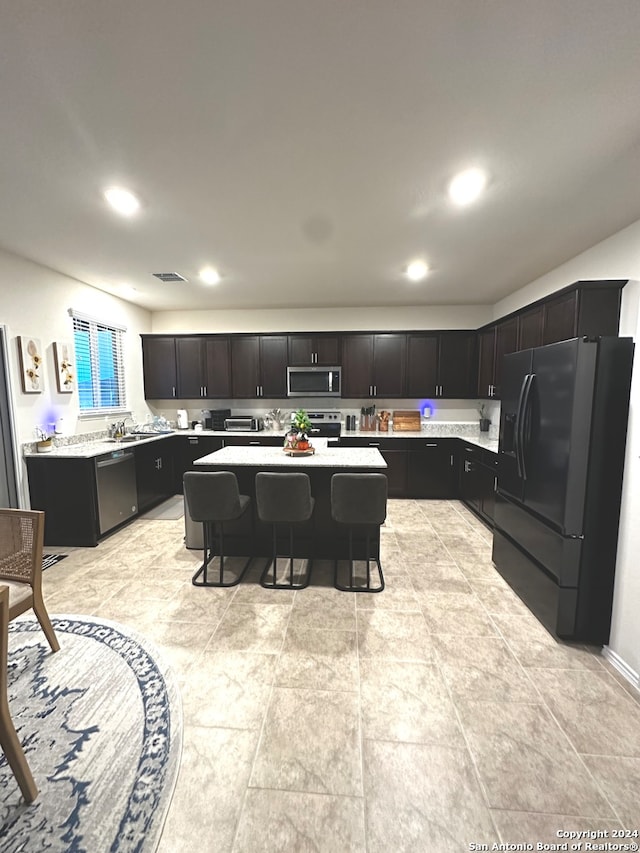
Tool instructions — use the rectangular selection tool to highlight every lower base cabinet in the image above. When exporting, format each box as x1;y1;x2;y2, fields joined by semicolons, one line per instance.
134;440;176;513
175;435;224;493
26;457;100;547
407;439;458;498
458;443;497;525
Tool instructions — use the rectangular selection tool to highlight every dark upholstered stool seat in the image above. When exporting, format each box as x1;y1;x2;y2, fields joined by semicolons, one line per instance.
184;471;252;587
255;472;314;589
331;473;387;593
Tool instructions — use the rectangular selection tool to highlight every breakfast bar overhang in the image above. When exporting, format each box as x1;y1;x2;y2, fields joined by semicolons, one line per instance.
190;445;387;559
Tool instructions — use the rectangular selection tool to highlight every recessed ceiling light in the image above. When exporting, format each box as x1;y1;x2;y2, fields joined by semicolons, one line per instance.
448;168;487;206
405;260;429;282
199;267;221;285
103;186;140;217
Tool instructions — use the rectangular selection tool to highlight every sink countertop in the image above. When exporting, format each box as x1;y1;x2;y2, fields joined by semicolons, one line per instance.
24;424;499;459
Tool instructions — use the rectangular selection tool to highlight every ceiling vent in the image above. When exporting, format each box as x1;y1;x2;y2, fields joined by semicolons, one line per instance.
152;272;188;283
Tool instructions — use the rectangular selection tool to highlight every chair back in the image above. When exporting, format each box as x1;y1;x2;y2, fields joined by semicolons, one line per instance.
0;509;44;586
331;473;388;526
183;471;244;523
255;472;313;524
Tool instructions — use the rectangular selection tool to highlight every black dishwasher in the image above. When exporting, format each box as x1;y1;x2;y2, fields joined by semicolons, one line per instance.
94;450;138;534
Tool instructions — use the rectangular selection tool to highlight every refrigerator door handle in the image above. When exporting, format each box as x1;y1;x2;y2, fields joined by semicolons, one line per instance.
519;373;535;481
514;373;530;479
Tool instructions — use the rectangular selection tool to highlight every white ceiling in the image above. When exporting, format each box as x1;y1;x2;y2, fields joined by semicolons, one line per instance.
2;1;640;313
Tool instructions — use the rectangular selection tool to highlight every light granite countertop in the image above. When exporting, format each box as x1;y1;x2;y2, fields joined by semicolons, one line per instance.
193;445;387;469
23;424;498;459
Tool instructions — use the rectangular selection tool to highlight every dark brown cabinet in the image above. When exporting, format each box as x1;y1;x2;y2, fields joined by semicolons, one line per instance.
142;336;178;399
517;304;544;350
541;282;623;345
231;335;288;398
135;440;175;512
477;318;518;398
27;457;100;546
407;333;476;399
438;332;477;398
176;336;231;399
407;439;458;498
458;444;498;526
338;436;408;496
342;334;406;398
174;435;224;493
288;334;341;365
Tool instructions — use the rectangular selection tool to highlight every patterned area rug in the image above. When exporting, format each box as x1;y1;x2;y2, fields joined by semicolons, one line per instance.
1;616;182;852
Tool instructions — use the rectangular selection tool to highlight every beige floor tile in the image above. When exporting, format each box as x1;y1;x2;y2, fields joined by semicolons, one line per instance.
433;634;540;703
212;603;290;653
275;625;358;691
493;613;606;670
181;649;277;729
457;700;614;816
37;498;640;852
582;755;640;829
357;609;434;662
419;590;499;636
250;687;362;796
527;668;640;757
355;574;420;611
363;739;497;852
232;789;366;853
157;725;258;853
491;809;622;846
359;658;465;746
288;588;356;631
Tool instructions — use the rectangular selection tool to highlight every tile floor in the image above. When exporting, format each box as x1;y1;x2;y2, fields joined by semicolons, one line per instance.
39;499;640;852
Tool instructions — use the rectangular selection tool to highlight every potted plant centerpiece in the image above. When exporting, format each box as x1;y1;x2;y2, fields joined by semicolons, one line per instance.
478;403;491;433
285;408;313;452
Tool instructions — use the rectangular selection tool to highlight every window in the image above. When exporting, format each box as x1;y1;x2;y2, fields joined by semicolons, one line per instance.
71;311;126;414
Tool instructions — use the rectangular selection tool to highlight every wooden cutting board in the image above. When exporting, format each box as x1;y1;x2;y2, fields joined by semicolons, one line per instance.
392;410;421;431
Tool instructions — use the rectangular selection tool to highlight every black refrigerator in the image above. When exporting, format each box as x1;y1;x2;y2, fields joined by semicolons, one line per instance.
492;336;634;644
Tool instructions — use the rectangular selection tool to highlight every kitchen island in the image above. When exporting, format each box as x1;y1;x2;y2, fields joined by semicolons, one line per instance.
191;444;387;560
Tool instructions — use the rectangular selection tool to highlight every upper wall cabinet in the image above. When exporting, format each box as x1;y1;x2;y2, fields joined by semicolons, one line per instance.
142;336;178;399
231;335;288;398
141;335;231;400
477;318;518;398
176;336;231;399
517;304;544;350
287;334;341;365
407;332;476;399
341;333;406;398
541;281;623;345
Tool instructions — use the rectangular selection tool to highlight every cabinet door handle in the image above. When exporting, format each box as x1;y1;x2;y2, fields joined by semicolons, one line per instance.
172;386;176;397
450;454;454;466
369;442;380;446
440;385;444;396
256;385;260;397
373;385;377;396
249;441;260;445
425;443;437;447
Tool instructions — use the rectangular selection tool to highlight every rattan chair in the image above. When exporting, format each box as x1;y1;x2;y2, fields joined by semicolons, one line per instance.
0;509;59;652
1;584;38;802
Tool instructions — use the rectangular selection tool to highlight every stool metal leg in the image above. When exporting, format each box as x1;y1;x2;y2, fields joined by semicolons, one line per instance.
259;522;312;590
192;521;251;588
334;524;385;594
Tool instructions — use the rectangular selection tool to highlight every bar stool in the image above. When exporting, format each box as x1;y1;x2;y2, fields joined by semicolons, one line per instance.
255;472;314;589
331;473;387;593
183;471;252;587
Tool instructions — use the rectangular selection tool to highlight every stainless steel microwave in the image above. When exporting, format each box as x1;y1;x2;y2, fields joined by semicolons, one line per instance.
287;366;341;397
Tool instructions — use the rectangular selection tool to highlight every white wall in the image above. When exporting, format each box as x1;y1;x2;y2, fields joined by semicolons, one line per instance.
151;304;491;334
0;248;152;502
495;219;640;683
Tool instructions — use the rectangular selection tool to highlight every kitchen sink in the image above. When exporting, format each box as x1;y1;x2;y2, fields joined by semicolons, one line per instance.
106;435;145;443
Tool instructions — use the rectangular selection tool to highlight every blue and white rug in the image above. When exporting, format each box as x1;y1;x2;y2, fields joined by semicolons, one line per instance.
1;616;183;852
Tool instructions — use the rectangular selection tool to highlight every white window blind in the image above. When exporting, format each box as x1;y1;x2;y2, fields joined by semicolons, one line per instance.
70;312;127;414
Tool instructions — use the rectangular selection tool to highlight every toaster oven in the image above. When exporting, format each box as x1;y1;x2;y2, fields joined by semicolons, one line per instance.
224;416;263;432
